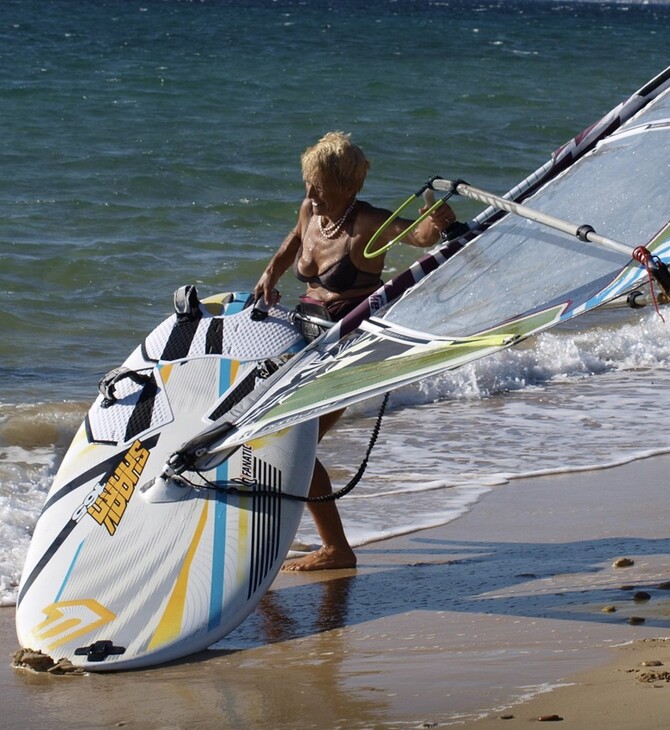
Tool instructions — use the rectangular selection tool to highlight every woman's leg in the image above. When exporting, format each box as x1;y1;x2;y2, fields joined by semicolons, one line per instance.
282;409;356;571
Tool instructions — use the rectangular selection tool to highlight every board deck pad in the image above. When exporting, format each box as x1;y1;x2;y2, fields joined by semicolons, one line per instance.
15;290;317;671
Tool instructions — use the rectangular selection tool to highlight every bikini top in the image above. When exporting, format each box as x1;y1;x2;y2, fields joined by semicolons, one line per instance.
294;246;381;293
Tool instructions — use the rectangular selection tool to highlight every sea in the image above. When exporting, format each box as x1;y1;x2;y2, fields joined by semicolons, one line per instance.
2;0;670;611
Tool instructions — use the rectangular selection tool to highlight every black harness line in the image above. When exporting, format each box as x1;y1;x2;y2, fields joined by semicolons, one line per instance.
176;392;390;503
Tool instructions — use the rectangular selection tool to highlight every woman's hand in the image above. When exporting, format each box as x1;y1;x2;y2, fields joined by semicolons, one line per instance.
253;271;281;306
420;201;457;233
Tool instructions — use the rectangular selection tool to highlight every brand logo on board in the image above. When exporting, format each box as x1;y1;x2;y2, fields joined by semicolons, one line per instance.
240;444;255;484
31;599;115;651
72;440;150;535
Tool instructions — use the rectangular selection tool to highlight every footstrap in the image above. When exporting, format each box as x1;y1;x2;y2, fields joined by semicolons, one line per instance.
98;367;153;407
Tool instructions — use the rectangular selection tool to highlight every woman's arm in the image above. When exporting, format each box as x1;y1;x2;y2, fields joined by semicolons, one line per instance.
349;200;458;271
253;199;310;305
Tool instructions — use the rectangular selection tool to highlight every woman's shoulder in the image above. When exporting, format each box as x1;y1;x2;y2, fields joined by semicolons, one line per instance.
355;199;384;214
295;197;313;235
354;199;392;227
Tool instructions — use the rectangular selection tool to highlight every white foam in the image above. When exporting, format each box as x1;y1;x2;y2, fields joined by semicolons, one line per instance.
0;446;57;606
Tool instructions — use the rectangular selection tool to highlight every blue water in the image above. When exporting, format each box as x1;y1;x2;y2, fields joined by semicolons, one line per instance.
2;0;670;618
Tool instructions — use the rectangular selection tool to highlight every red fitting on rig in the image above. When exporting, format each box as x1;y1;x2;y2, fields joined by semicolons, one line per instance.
632;246;668;321
632;246;652;265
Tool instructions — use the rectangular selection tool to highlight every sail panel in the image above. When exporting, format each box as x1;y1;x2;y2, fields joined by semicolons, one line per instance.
384;87;670;338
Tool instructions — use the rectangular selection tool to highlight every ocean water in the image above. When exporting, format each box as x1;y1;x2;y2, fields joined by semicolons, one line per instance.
2;0;670;607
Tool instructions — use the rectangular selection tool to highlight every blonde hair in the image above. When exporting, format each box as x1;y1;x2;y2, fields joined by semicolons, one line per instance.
301;131;370;197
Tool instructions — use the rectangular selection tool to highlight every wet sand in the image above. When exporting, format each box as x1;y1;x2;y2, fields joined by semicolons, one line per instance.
3;453;670;728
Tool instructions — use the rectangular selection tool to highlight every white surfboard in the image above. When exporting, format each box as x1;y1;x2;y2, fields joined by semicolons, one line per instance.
15;288;317;671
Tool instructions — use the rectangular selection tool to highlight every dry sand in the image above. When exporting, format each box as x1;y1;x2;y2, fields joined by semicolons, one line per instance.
3;453;670;729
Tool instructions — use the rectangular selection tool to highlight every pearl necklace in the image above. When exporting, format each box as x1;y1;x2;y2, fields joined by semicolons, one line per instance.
318;200;356;239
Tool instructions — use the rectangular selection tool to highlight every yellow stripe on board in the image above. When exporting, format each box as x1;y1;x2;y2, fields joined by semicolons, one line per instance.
148;501;209;650
157;363;174;384
237;493;250;584
201;292;231;315
230;360;239;382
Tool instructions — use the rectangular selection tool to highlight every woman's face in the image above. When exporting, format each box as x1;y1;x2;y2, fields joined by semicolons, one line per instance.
304;176;350;218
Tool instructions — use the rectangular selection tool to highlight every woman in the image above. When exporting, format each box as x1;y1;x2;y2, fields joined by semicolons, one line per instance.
254;131;457;571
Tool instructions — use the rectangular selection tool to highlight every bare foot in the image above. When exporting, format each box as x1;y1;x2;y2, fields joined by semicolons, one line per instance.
282;545;356;572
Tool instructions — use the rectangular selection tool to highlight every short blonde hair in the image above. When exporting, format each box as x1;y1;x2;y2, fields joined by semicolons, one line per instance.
301;131;370;197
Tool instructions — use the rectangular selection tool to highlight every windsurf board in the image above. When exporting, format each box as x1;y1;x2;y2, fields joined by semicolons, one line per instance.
15;288;317;671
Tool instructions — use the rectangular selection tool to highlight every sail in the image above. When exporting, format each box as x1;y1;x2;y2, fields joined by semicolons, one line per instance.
180;67;670;470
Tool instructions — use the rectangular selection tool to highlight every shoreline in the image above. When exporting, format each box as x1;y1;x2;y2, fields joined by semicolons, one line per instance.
3;453;670;728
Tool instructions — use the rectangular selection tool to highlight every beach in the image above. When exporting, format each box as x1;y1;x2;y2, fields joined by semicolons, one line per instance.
3;1;670;726
4;452;670;728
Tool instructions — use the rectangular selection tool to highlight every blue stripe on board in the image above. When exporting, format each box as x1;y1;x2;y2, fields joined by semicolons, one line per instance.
208;357;232;631
54;539;85;603
224;294;248;316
